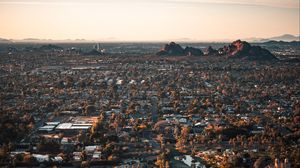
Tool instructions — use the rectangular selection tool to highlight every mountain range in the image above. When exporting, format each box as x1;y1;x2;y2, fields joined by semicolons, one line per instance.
245;34;300;42
0;34;299;43
156;40;277;61
0;38;88;43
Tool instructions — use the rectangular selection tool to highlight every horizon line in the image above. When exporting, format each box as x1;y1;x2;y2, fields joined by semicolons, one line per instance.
1;34;299;43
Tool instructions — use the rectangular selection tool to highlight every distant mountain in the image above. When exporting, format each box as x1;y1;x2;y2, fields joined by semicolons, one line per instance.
19;38;54;43
156;40;276;60
75;39;86;41
13;38;88;43
216;40;277;61
157;42;185;56
263;34;300;42
246;34;300;42
260;40;300;46
156;42;203;56
0;38;12;43
227;40;277;60
23;38;46;41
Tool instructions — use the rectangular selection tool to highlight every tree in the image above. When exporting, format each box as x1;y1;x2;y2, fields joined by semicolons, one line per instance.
157;134;164;149
0;145;8;163
175;126;190;153
155;153;166;168
80;150;87;161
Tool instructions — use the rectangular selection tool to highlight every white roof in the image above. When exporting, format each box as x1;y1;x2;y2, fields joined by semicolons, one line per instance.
32;154;49;162
40;125;55;129
70;126;91;130
46;122;60;126
93;154;101;159
72;123;93;126
39;125;55;131
51;156;63;162
85;145;97;151
56;123;73;129
129;80;136;84
116;79;123;85
195;122;204;126
60;111;78;114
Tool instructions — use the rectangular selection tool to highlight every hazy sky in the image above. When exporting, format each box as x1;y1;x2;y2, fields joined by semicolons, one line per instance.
0;0;299;41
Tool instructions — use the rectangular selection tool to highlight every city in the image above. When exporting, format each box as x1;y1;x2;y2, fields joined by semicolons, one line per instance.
0;0;299;167
0;40;299;167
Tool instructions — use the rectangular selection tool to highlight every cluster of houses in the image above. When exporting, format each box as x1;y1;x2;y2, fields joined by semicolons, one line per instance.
1;45;299;167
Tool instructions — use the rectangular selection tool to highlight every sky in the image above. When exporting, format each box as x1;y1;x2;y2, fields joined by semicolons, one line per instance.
0;0;299;42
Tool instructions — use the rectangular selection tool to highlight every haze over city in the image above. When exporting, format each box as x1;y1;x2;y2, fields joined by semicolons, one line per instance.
0;0;299;41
